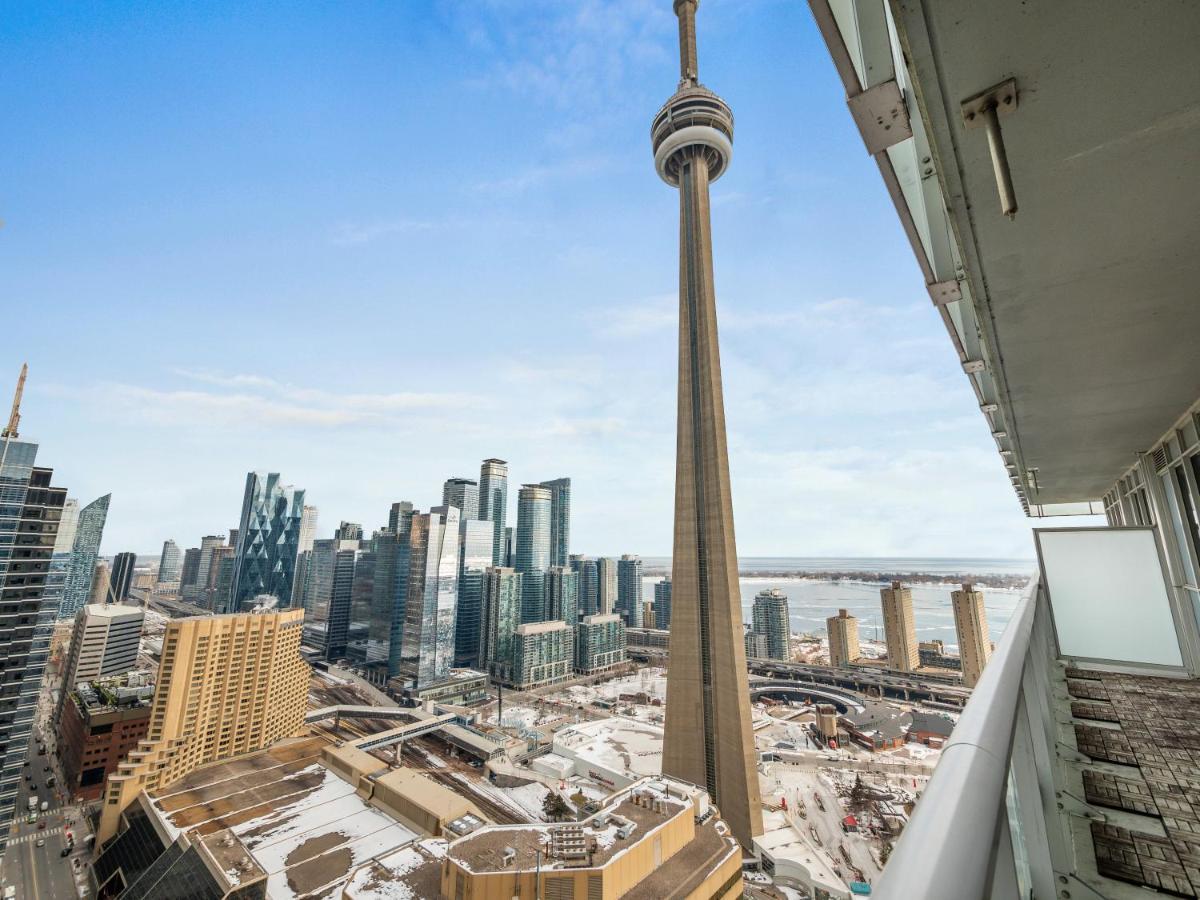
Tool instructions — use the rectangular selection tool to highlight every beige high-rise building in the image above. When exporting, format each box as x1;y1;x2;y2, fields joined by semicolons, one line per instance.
826;608;861;668
97;608;309;843
88;561;111;605
881;581;919;671
952;582;992;687
656;1;763;850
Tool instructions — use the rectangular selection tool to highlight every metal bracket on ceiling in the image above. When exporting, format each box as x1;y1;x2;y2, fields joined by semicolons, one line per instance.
962;359;986;375
847;79;912;155
961;78;1019;218
927;279;961;306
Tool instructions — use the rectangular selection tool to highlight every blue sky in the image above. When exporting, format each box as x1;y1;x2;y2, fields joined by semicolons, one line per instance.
3;0;1060;558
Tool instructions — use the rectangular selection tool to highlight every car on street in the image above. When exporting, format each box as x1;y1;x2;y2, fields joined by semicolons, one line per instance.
60;847;71;857
35;838;44;847
26;813;36;824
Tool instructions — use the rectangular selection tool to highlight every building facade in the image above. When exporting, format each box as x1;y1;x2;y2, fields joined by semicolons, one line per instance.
596;556;618;615
477;458;508;566
826;608;861;668
59;673;153;802
228;471;306;612
951;582;992;687
571;555;601;617
539;477;571;568
751;588;790;661
58;493;110;619
654;577;672;629
156;539;182;585
544;566;579;626
616;554;644;628
881;581;919;672
297;504;319;554
441;477;480;520
454;518;493;667
514;484;552;622
480;567;522;683
398;506;460;689
576;613;627;674
109;551;137;604
509;620;572;689
744;630;769;660
58;603;144;694
97;608;310;843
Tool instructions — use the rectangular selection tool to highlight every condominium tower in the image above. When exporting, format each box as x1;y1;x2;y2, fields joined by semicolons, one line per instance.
751;588;790;661
480;567;522;683
442;477;480;521
97;608;309;843
455;518;494;667
478;458;508;566
539;477;571;567
654;0;763;848
951;582;992;687
881;581;919;671
514;484;552;622
826;608;861;668
59;493;110;618
616;554;644;628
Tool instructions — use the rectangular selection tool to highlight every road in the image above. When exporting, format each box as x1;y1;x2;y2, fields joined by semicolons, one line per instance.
0;665;88;899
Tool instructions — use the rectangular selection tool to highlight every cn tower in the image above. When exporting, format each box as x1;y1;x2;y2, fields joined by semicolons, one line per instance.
654;0;763;850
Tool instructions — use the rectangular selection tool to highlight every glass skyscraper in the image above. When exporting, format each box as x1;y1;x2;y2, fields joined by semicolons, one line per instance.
571;555;601;617
654;577;673;629
455;518;493;668
539;477;571;568
324;545;360;661
515;484;551;623
0;435;67;853
480;567;522;683
617;555;644;628
229;471;306;611
157;539;183;585
59;493;110;619
442;477;480;520
478;458;508;566
399;506;459;688
544;566;579;626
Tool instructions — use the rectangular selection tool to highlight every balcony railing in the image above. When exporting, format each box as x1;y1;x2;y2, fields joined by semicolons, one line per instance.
876;526;1195;899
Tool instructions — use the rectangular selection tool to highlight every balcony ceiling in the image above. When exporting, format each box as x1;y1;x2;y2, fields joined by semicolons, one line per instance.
892;0;1200;505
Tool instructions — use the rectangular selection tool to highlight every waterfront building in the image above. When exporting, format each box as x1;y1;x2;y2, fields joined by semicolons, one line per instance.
477;458;509;565
229;471;306;611
0;422;68;853
951;582;992;688
297;504;319;554
596;556;618;615
654;0;763;849
626;627;671;653
96;608;309;844
616;554;644;628
442;476;480;520
514;484;552;622
751;588;790;661
455;518;494;667
881;581;919;672
59;493;111;619
654;577;673;629
58;672;153;803
398;506;460;689
109;551;137;603
539;477;571;567
576;613;626;675
480;567;522;683
157;539;182;585
509;620;572;689
826;608;861;668
544;566;579;627
744;630;769;660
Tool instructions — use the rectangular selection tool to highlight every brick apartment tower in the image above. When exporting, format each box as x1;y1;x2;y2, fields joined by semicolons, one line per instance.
881;581;919;671
655;0;763;850
951;582;992;687
826;608;861;668
96;608;309;844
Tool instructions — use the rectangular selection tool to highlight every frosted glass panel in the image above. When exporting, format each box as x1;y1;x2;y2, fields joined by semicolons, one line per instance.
1036;528;1183;667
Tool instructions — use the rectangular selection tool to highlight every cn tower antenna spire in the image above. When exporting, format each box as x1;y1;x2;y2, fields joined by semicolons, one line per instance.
675;0;699;83
2;363;27;439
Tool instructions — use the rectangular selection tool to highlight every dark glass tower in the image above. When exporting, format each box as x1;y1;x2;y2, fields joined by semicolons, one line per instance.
539;477;571;568
229;471;306;611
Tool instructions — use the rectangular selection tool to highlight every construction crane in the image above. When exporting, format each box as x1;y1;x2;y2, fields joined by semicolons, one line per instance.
2;363;26;439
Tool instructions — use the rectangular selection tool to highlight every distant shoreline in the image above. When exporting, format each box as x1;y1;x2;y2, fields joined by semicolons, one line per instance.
642;568;1032;591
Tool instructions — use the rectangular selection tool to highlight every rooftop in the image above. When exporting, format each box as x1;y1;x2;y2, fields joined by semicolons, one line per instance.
515;620;569;636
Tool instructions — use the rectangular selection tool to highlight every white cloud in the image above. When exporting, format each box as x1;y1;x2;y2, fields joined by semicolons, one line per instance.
329;218;438;246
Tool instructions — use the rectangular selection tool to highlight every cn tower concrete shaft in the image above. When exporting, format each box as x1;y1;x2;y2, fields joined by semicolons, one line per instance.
654;0;763;851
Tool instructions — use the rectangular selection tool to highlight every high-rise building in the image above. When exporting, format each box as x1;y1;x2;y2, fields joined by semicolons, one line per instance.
654;1;762;849
539;477;571;567
366;528;412;678
480;567;522;683
398;506;460;689
515;484;552;622
59;672;153;803
178;547;201;597
616;555;644;628
576;613;627;675
455;518;494;667
509;621;572;689
654;577;673;629
226;528;239;550
881;581;919;672
157;539;183;585
96;608;309;843
826;608;861;668
571;555;600;617
109;551;137;603
951;582;992;688
336;521;363;542
442;477;480;521
210;550;236;613
297;504;319;554
184;535;224;604
544;566;579;627
0;418;68;854
89;561;111;606
229;471;306;611
324;544;360;660
59;493;110;619
503;526;515;567
387;500;414;536
751;588;790;661
596;557;618;615
478;458;509;566
60;603;145;690
744;630;768;660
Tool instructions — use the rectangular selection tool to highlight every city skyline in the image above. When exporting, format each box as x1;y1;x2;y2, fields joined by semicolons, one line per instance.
1;2;1093;561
